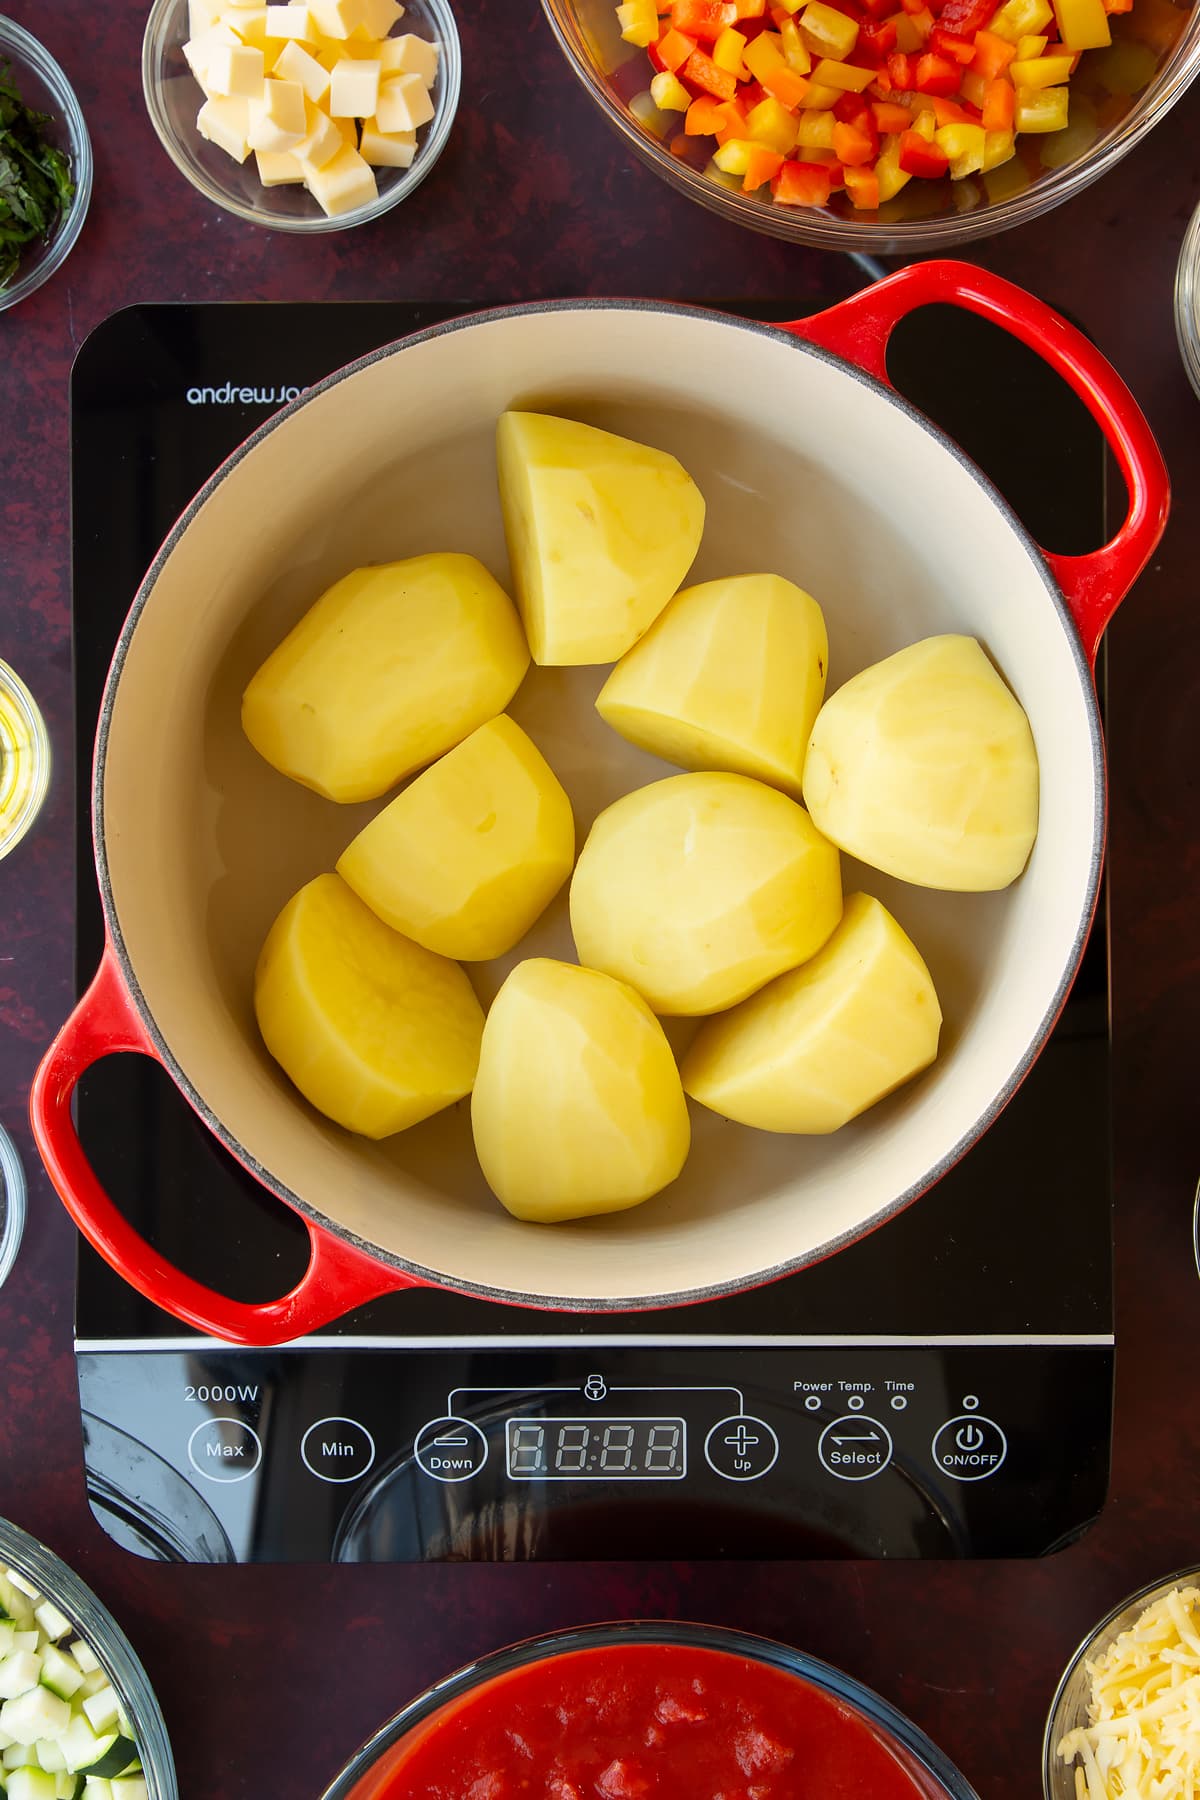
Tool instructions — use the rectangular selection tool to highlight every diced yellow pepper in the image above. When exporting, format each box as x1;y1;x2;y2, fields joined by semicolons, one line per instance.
959;67;987;105
892;11;924;48
712;25;748;73
712;136;756;173
704;156;745;189
812;55;876;88
743;31;786;77
1010;51;1074;82
629;89;673;137
745;95;800;152
935;119;987;175
616;0;659;46
1014;83;1069;126
1016;33;1048;55
779;18;813;69
799;0;859;59
795;105;837;144
650;68;693;108
800;80;843;105
982;126;1016;167
987;0;1052;41
873;134;912;201
774;0;808;11
1051;0;1110;48
910;106;936;139
984;153;1033;199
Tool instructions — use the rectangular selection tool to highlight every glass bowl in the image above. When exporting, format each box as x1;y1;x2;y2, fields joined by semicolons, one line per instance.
319;1620;981;1800
1175;196;1200;398
1042;1565;1200;1798
141;0;461;232
0;1124;26;1290
0;1516;177;1799
0;658;51;862
541;0;1200;250
0;19;93;312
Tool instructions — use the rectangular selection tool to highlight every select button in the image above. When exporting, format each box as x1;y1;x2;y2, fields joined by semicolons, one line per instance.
301;1417;377;1484
818;1414;893;1482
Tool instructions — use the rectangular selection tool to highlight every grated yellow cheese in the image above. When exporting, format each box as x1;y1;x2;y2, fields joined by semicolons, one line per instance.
1057;1587;1200;1800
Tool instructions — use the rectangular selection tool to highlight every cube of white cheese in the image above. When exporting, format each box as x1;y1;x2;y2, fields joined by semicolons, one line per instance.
196;95;253;161
307;0;365;38
265;3;313;35
248;74;307;150
358;0;404;34
230;7;272;47
375;70;433;132
273;38;331;100
294;98;344;168
204;40;266;97
183;21;241;86
303;141;377;213
188;0;227;33
329;55;381;116
382;32;436;83
359;116;415;166
255;147;305;183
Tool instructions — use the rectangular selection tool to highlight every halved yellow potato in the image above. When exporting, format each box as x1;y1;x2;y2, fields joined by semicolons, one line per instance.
569;771;843;1016
242;552;530;803
254;872;484;1139
802;634;1039;890
496;411;705;666
681;892;942;1133
471;958;690;1221
336;715;576;961
596;573;828;797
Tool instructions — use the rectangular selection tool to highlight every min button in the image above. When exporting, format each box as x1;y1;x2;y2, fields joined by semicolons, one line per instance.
301;1417;377;1484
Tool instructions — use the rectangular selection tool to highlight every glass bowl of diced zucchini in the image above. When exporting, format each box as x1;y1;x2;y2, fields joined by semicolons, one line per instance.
540;0;1200;250
0;1517;176;1800
141;0;461;231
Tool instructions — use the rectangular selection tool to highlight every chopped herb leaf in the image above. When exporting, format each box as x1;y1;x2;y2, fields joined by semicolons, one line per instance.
0;61;75;291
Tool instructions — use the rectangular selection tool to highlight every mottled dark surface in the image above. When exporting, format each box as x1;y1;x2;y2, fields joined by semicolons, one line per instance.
1;2;1199;1796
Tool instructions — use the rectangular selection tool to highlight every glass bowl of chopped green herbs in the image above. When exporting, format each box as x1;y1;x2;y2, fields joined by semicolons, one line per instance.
0;18;91;312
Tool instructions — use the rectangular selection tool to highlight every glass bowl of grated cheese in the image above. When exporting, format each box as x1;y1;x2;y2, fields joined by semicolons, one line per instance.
1043;1571;1200;1800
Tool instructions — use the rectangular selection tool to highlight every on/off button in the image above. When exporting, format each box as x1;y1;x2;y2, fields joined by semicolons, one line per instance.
931;1415;1007;1482
300;1417;377;1484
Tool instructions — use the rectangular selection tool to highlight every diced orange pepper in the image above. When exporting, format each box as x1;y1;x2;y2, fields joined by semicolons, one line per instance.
843;163;881;204
772;157;834;203
1101;0;1132;13
981;72;1015;123
970;25;1018;71
870;98;914;129
681;46;740;95
734;0;767;13
831;118;877;161
658;25;699;65
760;62;812;103
685;93;730;130
672;0;737;41
742;143;786;185
713;97;750;139
929;92;975;120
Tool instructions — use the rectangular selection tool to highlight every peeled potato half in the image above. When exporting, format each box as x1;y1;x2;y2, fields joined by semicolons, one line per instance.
570;771;843;1016
803;633;1039;891
682;892;942;1133
254;873;484;1139
496;411;705;666
596;572;829;798
337;715;575;961
242;552;530;803
471;958;691;1222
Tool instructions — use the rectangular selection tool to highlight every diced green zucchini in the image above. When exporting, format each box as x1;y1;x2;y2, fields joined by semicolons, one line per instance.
8;1770;56;1800
2;1744;38;1770
37;1656;82;1707
81;1784;111;1800
76;1699;114;1742
109;1780;145;1800
53;1776;84;1800
0;1656;42;1703
4;1580;38;1608
0;1693;70;1748
74;1745;134;1785
10;1641;37;1660
0;1629;16;1660
33;1743;65;1776
29;1614;67;1654
64;1650;95;1681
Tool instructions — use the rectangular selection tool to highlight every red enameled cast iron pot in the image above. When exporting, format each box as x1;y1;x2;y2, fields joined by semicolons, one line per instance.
29;262;1169;1346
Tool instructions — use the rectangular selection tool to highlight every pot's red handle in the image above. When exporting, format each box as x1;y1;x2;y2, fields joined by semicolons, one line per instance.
781;258;1170;669
29;943;418;1346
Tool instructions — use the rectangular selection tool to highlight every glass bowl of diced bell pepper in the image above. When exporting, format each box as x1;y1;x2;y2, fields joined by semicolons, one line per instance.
541;0;1200;247
142;0;461;231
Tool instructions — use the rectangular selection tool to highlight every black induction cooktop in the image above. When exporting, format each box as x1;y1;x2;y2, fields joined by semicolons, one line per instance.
68;297;1113;1563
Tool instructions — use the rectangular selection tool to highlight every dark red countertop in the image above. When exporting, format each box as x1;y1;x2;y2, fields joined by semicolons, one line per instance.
2;3;1200;1796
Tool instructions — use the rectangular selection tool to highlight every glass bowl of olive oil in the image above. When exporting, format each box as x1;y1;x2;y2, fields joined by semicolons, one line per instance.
0;660;51;860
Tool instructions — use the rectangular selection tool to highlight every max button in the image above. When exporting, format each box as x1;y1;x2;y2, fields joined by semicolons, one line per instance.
932;1414;1007;1481
187;1417;262;1484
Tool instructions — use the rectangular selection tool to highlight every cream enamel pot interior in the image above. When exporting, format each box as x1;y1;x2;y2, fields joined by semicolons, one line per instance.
30;262;1169;1346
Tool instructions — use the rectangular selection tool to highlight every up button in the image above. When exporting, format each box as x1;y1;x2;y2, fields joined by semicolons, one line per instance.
932;1414;1007;1482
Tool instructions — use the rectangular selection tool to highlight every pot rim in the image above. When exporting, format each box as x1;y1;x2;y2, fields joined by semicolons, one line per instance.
88;297;1107;1312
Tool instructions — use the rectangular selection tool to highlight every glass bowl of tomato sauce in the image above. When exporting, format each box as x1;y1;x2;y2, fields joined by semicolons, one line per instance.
541;0;1199;250
318;1621;981;1800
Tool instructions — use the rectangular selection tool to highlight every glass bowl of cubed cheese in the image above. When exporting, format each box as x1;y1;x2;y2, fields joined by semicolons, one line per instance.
1043;1566;1200;1799
0;1516;176;1800
142;0;460;229
542;0;1200;250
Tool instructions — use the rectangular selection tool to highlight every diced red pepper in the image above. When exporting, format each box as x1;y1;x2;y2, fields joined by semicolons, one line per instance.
647;38;668;69
929;24;977;58
898;126;950;172
671;0;737;40
833;89;871;122
981;72;1014;125
886;49;916;83
831;118;876;161
680;46;739;95
843;163;880;205
970;26;1016;74
771;158;834;204
913;48;962;89
738;77;767;108
857;16;899;56
871;97;913;128
934;0;998;32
